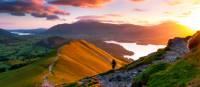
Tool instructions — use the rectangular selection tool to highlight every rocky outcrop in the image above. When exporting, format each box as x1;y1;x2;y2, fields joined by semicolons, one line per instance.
188;31;200;50
159;37;190;62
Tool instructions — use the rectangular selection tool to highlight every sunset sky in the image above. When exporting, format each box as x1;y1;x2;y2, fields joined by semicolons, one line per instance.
0;0;200;30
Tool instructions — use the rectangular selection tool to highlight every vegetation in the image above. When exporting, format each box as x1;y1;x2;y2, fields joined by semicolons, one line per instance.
133;62;169;87
0;36;52;73
0;50;57;87
124;49;166;70
148;60;198;87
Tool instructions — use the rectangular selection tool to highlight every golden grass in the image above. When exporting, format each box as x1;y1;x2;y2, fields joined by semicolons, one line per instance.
50;40;128;84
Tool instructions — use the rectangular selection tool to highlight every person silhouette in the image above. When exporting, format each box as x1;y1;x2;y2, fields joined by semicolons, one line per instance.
111;59;116;70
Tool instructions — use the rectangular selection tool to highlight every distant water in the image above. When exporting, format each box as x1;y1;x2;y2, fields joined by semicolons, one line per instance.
105;41;166;60
11;32;33;35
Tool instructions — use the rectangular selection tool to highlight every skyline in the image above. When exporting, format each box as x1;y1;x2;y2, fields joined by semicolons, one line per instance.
0;0;200;30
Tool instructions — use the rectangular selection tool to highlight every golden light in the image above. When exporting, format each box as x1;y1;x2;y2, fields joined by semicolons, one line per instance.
178;11;200;31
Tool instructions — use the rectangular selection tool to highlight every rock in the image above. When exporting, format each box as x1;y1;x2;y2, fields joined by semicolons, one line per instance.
162;37;189;62
188;31;200;50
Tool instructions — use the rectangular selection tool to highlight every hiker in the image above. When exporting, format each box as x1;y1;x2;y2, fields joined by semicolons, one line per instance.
112;59;116;70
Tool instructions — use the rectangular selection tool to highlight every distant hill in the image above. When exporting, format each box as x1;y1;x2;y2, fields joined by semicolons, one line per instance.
89;40;133;60
36;36;69;48
0;28;16;37
0;28;19;44
44;21;195;44
0;40;129;87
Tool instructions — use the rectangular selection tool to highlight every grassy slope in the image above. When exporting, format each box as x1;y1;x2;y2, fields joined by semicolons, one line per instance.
132;39;200;87
50;40;128;84
146;39;200;87
0;51;57;87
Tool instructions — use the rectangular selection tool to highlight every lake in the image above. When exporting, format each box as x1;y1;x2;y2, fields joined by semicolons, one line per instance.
105;41;166;60
11;32;33;35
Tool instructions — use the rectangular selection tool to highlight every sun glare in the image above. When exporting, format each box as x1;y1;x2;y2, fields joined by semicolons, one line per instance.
178;11;200;31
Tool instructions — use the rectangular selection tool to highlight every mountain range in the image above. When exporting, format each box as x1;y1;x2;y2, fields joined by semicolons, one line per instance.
44;21;194;44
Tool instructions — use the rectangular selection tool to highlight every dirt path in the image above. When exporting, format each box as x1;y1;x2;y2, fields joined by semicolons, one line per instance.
42;57;58;87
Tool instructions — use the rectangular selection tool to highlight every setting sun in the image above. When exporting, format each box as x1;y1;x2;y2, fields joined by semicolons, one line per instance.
178;11;200;31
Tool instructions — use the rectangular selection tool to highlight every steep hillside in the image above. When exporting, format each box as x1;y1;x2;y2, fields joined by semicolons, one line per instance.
77;31;200;87
0;40;129;87
51;40;129;84
44;21;194;44
142;32;200;87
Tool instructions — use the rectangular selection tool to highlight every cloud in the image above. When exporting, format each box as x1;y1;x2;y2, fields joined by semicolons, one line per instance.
76;15;107;20
0;0;69;20
133;8;146;12
165;0;200;6
0;22;15;26
166;0;182;6
46;15;60;20
76;14;123;20
76;14;127;24
10;12;26;16
131;0;145;2
76;19;127;24
48;0;112;8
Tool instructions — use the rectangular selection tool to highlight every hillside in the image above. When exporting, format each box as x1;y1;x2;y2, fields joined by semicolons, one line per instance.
51;40;129;84
0;28;21;44
44;21;195;44
137;31;200;87
75;35;190;87
0;51;57;87
0;28;15;37
73;31;200;87
0;40;129;87
89;40;134;60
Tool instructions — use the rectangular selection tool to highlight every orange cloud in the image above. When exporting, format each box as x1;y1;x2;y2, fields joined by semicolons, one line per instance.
76;14;123;20
133;8;146;12
131;0;145;2
76;14;126;24
167;0;182;6
166;0;200;6
48;0;112;8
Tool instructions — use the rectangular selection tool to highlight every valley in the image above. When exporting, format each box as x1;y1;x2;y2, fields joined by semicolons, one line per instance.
1;0;200;86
